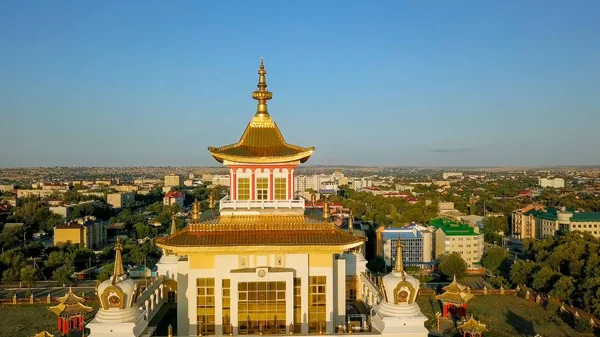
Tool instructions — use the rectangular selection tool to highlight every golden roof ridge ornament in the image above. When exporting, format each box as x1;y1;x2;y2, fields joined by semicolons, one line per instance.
112;238;124;285
251;58;273;117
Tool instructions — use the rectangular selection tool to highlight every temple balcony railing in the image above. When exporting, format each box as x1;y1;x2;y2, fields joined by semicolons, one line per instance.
135;275;166;322
219;195;306;210
359;271;383;309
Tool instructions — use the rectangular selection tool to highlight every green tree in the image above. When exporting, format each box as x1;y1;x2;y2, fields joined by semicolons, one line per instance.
20;266;40;287
549;276;574;303
53;264;74;285
481;246;508;275
532;266;560;292
509;260;535;286
366;256;386;274
438;253;467;279
96;263;114;284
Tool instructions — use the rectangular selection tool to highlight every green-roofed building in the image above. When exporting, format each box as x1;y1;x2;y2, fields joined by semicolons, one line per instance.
428;218;484;268
513;205;600;239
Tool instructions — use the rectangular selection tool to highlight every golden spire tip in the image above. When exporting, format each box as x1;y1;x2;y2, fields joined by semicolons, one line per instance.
252;58;272;117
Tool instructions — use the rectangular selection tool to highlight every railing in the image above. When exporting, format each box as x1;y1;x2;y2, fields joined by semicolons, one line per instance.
219;196;305;210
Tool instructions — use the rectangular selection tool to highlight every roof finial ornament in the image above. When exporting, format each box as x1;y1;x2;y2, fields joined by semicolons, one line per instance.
171;214;177;235
394;235;404;276
112;238;124;285
192;198;201;221
252;58;273;117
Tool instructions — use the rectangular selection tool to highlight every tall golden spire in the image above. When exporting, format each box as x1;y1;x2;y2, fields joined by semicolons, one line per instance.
348;210;354;235
171;214;177;235
394;235;404;275
251;58;273;117
112;238;124;285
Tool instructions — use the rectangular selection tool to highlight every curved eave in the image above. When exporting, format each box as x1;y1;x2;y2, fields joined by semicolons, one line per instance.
208;147;314;164
156;240;363;254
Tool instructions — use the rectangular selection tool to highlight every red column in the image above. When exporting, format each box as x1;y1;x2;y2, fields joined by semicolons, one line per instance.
63;319;68;334
57;317;61;331
269;171;274;200
232;171;237;200
251;169;256;200
287;171;292;199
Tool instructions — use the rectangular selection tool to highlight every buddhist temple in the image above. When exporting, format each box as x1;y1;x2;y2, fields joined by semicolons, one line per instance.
84;60;432;337
156;59;365;336
457;315;487;337
435;275;474;318
49;287;93;335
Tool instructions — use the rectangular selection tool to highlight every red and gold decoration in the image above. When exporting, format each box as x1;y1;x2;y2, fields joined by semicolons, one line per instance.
49;287;92;335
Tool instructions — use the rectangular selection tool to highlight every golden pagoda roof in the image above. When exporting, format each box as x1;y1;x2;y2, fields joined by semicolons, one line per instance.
443;275;468;292
458;316;487;333
56;287;85;305
208;59;314;164
49;301;93;317
33;331;54;337
435;275;474;304
156;214;365;251
434;291;474;304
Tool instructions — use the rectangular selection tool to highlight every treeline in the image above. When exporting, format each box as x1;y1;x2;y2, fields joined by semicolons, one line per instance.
508;232;600;317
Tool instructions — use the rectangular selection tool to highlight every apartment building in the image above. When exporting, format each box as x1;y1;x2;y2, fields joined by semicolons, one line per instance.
164;174;182;187
163;191;184;207
54;216;107;249
375;225;433;268
107;192;136;209
430;218;484;268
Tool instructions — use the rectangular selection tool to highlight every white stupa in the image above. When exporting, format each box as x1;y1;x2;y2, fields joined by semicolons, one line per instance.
88;238;148;337
371;239;429;337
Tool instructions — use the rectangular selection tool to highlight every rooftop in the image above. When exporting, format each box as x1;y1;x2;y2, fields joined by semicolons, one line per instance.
429;217;481;236
156;214;365;250
208;60;314;164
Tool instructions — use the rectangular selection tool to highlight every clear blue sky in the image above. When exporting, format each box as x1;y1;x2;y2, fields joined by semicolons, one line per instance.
1;1;599;167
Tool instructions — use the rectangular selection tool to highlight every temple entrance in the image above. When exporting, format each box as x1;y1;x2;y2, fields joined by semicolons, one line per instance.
238;281;287;335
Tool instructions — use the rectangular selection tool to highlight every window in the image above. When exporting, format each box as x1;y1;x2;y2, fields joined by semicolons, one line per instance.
238;281;287;335
223;279;232;335
274;178;287;200
197;278;215;335
238;178;250;200
309;276;326;333
293;278;301;333
256;178;268;200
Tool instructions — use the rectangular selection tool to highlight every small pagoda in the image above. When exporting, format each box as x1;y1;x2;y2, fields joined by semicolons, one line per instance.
33;332;54;337
435;275;473;318
457;315;487;336
49;287;93;335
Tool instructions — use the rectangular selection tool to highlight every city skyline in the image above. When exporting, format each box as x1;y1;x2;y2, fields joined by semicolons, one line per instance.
1;1;599;167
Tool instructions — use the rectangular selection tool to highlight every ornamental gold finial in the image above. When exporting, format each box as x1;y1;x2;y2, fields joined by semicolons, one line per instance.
251;58;273;117
348;210;354;235
394;235;404;275
323;201;330;219
192;198;201;221
112;238;124;285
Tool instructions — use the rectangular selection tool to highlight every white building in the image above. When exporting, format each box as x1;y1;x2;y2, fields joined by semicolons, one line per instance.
212;175;231;187
538;177;565;188
442;172;463;179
